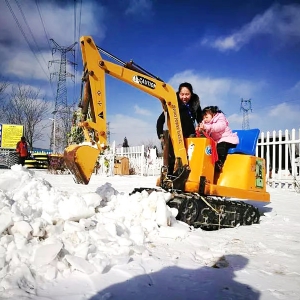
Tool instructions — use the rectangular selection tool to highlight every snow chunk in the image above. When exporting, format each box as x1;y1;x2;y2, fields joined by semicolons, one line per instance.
0;212;13;235
156;197;172;226
11;221;32;239
159;221;190;239
65;255;95;274
58;194;95;221
82;192;103;207
33;242;63;267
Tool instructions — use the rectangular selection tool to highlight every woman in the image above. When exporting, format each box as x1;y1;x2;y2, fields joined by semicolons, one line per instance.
156;82;202;175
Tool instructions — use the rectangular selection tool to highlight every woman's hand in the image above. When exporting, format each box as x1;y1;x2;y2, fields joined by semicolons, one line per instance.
198;123;205;130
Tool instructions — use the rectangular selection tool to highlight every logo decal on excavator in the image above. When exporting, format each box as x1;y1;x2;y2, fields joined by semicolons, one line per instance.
98;111;104;119
170;104;183;144
205;145;212;156
188;143;195;160
133;75;156;89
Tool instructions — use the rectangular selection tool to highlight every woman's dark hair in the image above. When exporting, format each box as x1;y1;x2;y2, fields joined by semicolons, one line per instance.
202;106;223;116
178;82;193;94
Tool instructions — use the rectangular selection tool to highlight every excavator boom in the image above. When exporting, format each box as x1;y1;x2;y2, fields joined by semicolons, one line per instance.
64;36;188;184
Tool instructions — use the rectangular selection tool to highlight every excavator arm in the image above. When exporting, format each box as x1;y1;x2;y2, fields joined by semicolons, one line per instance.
64;36;188;184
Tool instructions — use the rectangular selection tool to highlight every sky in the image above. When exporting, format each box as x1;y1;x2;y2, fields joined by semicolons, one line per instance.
0;0;299;149
0;166;299;299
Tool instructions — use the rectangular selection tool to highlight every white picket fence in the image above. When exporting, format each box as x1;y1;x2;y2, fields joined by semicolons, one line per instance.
97;142;164;177
257;128;300;191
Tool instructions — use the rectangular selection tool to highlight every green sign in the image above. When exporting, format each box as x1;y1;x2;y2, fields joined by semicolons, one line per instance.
255;159;264;188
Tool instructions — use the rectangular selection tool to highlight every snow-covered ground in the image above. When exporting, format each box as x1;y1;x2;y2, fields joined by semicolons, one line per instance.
0;166;299;300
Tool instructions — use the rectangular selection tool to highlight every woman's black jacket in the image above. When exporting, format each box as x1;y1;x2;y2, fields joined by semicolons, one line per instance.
156;93;202;139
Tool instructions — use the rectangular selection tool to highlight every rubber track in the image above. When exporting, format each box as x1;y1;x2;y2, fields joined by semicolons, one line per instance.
130;188;260;231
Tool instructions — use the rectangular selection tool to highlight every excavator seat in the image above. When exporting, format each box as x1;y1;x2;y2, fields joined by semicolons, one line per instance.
228;129;260;156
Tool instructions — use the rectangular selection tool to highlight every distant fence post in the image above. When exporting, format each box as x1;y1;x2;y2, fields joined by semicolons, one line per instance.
140;145;144;176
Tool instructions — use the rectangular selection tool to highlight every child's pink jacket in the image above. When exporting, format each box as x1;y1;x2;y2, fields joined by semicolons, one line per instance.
202;113;239;144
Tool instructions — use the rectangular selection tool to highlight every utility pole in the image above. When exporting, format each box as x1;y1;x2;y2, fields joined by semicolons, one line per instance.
240;98;252;130
106;121;115;144
49;110;57;153
49;39;77;151
107;122;111;144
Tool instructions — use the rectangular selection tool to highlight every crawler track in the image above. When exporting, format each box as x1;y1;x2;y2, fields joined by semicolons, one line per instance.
130;188;260;230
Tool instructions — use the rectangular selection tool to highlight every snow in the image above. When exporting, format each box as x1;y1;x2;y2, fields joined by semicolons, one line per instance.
0;165;299;299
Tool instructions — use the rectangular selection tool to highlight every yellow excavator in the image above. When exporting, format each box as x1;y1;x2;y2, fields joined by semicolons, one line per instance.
64;36;270;230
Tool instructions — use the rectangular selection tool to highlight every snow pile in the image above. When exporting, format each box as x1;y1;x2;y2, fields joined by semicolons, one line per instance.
0;166;189;295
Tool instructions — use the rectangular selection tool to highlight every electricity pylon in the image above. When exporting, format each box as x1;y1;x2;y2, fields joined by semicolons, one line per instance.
240;98;252;130
49;39;77;151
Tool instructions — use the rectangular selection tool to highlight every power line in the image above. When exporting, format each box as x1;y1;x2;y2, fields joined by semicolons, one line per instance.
72;0;83;107
5;0;50;82
254;98;300;111
35;0;52;52
15;0;48;67
74;0;77;45
78;0;82;39
73;0;78;107
35;0;57;99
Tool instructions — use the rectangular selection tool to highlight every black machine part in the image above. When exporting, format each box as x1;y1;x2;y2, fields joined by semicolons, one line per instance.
130;188;260;231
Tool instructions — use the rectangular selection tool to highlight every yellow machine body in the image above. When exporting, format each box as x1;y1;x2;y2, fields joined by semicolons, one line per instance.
183;138;270;201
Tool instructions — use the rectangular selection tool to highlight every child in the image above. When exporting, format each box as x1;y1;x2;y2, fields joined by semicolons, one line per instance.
197;106;239;172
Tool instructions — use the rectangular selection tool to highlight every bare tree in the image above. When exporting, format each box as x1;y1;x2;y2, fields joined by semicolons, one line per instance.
2;84;50;149
141;139;159;149
0;81;9;96
0;79;9;122
140;139;162;157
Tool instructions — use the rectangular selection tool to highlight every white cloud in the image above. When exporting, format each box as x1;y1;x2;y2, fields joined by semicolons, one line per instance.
108;113;157;146
5;49;52;81
134;104;152;116
125;0;153;16
231;102;300;133
168;70;264;107
201;4;300;51
0;0;105;81
227;113;243;125
286;80;300;100
268;102;298;119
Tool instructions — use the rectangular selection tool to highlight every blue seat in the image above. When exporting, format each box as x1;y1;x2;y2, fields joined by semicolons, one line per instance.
228;129;260;156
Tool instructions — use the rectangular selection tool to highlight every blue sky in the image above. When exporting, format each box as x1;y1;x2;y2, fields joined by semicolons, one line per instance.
0;0;299;148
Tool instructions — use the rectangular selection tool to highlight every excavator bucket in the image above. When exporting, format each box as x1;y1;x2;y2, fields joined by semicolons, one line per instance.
63;144;100;184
